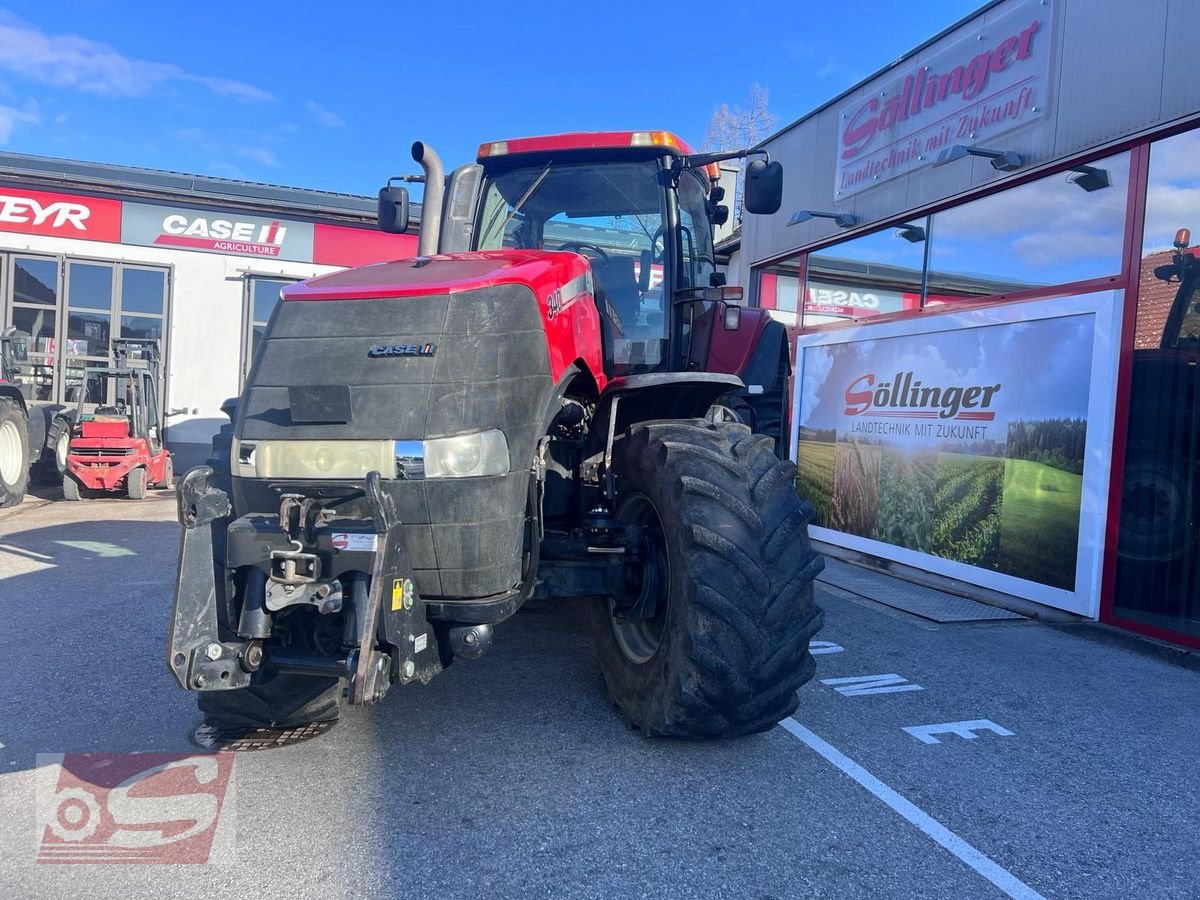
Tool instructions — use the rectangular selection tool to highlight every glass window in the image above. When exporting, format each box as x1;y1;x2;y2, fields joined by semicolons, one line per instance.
475;159;668;374
121;315;163;342
803;222;927;327
755;256;804;325
926;152;1130;302
14;256;58;305
1112;130;1200;641
243;277;292;383
121;268;166;315
677;169;717;291
67;311;111;356
68;262;114;310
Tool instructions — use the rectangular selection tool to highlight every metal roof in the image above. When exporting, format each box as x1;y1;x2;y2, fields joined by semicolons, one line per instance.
0;150;423;224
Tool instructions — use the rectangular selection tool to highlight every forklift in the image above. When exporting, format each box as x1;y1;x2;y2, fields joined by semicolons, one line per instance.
61;339;173;501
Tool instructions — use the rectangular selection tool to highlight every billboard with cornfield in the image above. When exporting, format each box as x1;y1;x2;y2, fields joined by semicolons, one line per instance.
791;296;1122;616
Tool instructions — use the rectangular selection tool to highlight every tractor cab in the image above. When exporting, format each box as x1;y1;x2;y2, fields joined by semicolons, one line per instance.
61;338;172;500
381;131;784;379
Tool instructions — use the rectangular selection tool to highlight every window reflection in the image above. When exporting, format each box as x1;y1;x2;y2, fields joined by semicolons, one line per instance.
926;152;1130;301
1113;130;1200;640
804;223;926;327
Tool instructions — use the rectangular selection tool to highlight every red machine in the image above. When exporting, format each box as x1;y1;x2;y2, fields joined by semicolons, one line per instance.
62;339;172;501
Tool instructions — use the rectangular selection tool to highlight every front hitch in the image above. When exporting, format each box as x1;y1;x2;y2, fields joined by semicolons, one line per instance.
166;467;253;692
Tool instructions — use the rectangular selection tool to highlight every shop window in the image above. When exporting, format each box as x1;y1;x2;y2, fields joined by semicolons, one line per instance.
4;256;170;405
803;223;927;327
756;256;803;325
242;276;292;384
1111;130;1200;642
926;152;1130;302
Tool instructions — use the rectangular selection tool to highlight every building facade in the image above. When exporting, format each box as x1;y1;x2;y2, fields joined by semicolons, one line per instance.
0;154;416;470
738;0;1200;648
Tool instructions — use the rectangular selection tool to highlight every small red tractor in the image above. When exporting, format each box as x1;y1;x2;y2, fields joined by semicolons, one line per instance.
62;339;173;501
169;131;823;743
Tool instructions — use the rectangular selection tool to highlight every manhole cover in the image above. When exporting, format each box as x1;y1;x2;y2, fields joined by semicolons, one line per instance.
190;719;336;752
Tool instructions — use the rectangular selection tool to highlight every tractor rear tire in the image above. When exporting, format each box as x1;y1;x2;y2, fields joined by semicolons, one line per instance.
589;420;824;738
127;467;146;500
198;672;343;730
0;398;29;509
62;474;81;501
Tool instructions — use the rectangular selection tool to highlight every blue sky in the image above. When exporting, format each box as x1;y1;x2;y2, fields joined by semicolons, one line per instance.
0;1;982;197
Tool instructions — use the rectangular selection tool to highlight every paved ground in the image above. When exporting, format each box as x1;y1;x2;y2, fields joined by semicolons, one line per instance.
0;491;1197;899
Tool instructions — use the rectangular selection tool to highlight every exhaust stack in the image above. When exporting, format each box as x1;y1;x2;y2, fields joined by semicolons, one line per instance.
412;141;444;257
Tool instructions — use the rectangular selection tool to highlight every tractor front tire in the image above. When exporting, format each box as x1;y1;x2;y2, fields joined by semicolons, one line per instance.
0;398;30;509
590;420;824;738
127;467;146;500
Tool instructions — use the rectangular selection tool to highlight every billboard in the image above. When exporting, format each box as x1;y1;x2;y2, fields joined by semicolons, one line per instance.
791;292;1122;616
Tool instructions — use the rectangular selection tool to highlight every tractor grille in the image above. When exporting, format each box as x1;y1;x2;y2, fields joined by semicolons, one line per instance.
72;447;134;458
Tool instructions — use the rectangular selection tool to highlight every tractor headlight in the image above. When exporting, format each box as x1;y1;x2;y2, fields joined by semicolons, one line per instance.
230;430;509;480
423;430;509;478
235;438;395;480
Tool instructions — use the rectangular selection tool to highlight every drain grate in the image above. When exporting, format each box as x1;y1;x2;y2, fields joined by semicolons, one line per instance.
190;719;336;752
817;557;1025;623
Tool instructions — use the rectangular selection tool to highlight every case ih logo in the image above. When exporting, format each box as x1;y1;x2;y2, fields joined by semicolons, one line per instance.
0;187;122;242
368;342;437;358
844;372;1000;421
155;214;288;256
36;752;235;864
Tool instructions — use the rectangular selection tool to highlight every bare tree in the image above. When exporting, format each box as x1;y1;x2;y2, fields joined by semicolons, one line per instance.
703;83;778;224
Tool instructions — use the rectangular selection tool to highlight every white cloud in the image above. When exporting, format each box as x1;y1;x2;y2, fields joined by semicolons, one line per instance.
0;12;273;102
306;101;344;128
0;99;38;143
237;146;278;167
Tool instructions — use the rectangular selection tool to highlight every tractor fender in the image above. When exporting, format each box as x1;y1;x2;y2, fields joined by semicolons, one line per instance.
0;383;27;417
584;372;743;458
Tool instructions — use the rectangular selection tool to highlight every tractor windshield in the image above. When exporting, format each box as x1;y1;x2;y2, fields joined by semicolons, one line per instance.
475;159;668;374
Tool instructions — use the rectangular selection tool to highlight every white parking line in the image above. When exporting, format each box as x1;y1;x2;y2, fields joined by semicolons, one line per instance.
779;719;1046;900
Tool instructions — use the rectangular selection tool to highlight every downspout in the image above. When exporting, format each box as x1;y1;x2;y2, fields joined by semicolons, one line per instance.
412;141;444;257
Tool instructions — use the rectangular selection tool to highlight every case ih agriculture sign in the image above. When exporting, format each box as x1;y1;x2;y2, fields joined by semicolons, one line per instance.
122;202;315;262
836;0;1054;197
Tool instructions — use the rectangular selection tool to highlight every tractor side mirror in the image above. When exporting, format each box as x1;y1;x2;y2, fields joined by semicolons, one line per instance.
744;159;784;215
378;183;410;234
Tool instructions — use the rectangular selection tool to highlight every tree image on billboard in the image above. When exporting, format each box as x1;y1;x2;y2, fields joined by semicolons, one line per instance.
795;316;1093;590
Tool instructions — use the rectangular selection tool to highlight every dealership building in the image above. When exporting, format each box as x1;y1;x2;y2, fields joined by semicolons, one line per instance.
0;154;416;470
735;0;1200;649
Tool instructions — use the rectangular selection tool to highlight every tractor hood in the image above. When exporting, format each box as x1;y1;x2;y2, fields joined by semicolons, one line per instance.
283;250;583;302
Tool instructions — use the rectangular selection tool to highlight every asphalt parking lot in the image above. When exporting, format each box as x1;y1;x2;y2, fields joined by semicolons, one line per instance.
1;491;1198;899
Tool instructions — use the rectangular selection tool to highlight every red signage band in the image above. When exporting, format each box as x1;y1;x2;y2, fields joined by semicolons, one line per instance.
0;186;122;243
312;222;417;267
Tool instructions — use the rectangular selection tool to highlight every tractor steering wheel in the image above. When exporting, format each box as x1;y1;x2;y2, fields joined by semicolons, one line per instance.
557;242;609;264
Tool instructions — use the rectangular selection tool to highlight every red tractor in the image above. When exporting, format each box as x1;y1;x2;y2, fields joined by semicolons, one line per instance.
62;339;173;501
169;131;823;744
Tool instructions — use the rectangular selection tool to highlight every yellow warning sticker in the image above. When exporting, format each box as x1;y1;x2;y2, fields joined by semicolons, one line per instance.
391;578;404;611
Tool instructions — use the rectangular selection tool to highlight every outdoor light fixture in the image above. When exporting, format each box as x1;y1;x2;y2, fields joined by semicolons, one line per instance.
1067;165;1111;192
788;209;858;228
894;224;926;243
933;144;1024;172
